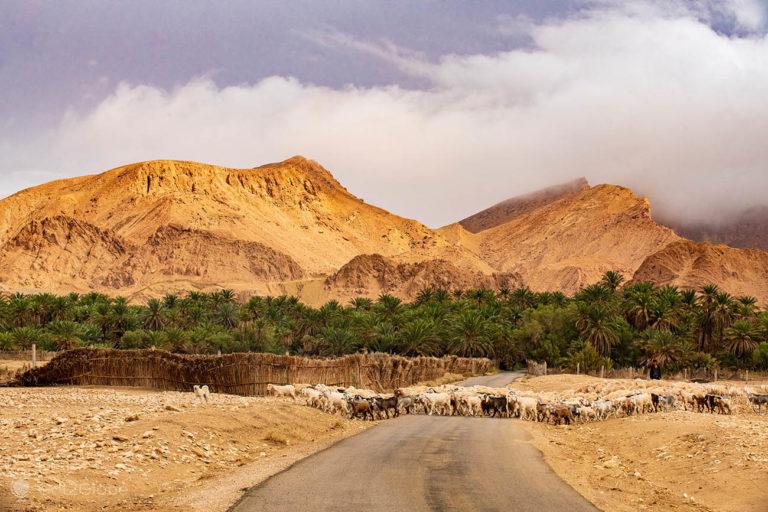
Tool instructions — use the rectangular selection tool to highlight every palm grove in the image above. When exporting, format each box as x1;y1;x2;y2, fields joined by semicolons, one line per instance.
2;272;768;372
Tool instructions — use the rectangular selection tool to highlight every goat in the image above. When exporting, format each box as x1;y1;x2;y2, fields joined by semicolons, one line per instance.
747;392;768;413
348;398;375;421
193;384;210;403
266;384;296;400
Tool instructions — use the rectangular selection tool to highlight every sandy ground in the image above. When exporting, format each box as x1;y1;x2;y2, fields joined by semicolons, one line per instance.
510;375;768;512
0;386;371;512
0;360;33;384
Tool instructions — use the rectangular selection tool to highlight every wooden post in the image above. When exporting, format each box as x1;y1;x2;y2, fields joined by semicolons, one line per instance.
600;365;605;379
576;363;580;375
543;361;547;376
714;369;718;382
746;370;749;382
32;344;37;369
217;349;221;356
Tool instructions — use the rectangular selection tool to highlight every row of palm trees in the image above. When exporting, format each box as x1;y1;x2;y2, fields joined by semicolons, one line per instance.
1;273;767;370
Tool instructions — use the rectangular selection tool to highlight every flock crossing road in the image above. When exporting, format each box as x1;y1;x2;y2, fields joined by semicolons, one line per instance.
230;372;597;512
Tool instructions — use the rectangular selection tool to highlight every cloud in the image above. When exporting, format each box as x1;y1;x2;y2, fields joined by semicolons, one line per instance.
2;0;768;228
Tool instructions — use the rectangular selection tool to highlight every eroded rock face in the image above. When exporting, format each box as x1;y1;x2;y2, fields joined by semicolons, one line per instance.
324;254;521;299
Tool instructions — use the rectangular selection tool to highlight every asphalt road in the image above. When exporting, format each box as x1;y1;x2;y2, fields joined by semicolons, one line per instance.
230;372;597;512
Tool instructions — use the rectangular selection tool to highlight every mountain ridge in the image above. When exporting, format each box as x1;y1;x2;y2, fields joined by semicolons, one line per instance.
2;157;768;304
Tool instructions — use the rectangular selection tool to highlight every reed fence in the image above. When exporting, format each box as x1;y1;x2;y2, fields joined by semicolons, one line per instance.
13;349;491;395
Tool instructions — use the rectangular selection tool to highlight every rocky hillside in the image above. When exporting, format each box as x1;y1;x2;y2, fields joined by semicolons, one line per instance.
2;157;768;303
324;254;521;300
631;240;768;300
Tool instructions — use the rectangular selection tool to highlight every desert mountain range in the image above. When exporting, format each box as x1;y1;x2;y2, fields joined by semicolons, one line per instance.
1;156;767;304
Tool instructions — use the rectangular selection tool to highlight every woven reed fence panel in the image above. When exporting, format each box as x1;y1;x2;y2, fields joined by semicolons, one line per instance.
15;349;491;395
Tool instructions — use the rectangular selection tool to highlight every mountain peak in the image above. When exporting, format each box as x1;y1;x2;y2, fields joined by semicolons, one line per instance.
458;177;590;233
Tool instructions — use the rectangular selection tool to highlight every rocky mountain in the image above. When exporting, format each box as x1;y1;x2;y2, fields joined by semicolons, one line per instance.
446;183;682;295
2;158;768;304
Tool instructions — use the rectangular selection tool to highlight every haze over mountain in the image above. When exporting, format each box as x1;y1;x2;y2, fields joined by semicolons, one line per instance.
657;206;768;251
1;157;768;304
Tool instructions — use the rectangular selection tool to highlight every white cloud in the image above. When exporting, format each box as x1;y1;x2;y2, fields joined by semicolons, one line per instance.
2;1;768;227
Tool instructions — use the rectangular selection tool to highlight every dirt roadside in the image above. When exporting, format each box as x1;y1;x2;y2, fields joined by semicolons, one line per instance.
0;386;372;512
510;375;768;512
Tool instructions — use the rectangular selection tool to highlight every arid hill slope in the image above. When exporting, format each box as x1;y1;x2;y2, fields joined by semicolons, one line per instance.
631;240;768;300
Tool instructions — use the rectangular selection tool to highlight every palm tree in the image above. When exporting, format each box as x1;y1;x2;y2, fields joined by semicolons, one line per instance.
143;299;166;331
316;327;357;356
145;330;168;350
724;320;759;356
214;302;240;329
697;284;719;350
432;289;451;303
466;289;495;307
576;284;616;307
623;287;654;330
711;291;736;349
511;287;537;309
399;318;439;356
47;320;85;350
415;288;434;306
639;330;690;367
377;294;402;320
575;303;621;355
350;297;374;310
447;310;494;357
736;296;758;319
10;326;48;350
162;294;179;309
600;270;625;292
164;328;188;353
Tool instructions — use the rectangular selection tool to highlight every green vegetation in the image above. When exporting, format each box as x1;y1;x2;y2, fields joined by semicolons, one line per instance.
1;274;767;371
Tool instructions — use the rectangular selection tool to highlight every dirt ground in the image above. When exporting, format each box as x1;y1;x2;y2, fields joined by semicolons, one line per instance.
510;374;768;512
0;386;371;512
0;360;33;384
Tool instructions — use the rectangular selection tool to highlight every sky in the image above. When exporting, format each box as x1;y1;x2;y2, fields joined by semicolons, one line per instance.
1;0;767;227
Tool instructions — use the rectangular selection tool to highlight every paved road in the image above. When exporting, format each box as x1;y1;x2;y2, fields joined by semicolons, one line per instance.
230;372;597;512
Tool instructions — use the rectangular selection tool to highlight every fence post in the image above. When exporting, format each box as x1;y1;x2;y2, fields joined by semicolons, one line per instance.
600;365;605;379
714;369;718;382
746;370;749;383
32;344;37;369
576;363;580;375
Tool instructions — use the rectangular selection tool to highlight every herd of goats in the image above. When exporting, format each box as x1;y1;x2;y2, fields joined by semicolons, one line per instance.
265;380;768;425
